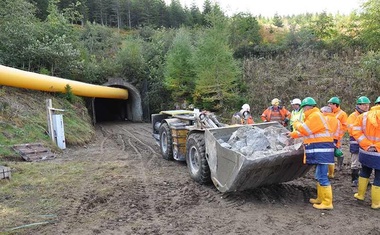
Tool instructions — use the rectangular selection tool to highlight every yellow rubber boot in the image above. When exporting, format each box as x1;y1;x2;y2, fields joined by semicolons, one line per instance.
309;183;322;204
313;185;333;210
371;185;380;209
327;164;335;179
354;177;369;200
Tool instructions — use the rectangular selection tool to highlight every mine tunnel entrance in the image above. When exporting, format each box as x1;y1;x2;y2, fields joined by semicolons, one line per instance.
94;98;127;122
87;78;143;124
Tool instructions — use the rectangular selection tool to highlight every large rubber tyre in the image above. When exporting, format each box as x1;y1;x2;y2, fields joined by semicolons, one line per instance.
159;123;174;160
186;133;211;184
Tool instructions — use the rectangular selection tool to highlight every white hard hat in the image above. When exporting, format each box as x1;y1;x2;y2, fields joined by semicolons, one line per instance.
241;104;250;112
291;98;301;105
320;106;332;113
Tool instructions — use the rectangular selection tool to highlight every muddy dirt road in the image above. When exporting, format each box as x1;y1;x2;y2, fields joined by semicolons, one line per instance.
33;122;379;235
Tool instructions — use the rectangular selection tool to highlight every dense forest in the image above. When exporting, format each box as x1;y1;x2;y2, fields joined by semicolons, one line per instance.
1;0;380;120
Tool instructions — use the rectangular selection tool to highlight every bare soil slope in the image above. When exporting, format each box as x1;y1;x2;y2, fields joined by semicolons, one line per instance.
30;122;380;235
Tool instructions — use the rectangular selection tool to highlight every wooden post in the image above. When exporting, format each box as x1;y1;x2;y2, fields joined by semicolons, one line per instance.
0;166;11;180
46;99;55;143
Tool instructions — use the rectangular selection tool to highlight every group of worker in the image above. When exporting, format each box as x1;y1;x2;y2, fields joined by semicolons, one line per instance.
232;98;301;127
234;96;380;210
231;98;292;126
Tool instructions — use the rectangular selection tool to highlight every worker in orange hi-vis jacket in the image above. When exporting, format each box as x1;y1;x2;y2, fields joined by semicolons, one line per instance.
328;97;348;172
351;96;380;209
321;106;342;179
261;98;290;127
287;97;335;210
231;103;254;125
347;96;371;187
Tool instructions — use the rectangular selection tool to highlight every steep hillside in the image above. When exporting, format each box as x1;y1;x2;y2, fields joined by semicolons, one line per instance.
0;86;94;158
242;50;379;116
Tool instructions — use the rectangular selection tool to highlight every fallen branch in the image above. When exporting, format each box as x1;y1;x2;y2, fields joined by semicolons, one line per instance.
4;220;57;232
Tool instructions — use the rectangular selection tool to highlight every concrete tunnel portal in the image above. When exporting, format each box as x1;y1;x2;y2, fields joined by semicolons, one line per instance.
89;78;143;123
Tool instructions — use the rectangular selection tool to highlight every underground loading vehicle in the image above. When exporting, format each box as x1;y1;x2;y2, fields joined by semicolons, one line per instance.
152;110;311;193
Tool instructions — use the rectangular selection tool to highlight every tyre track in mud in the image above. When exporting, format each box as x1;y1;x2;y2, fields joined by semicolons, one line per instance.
112;123;233;233
97;124;128;160
121;127;159;158
120;125;161;208
95;122;217;234
117;124;223;231
52;122;165;234
101;122;164;233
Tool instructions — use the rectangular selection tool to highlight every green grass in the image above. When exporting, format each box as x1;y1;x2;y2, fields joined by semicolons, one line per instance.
0;87;94;160
0;87;96;233
0;160;130;233
0;161;86;232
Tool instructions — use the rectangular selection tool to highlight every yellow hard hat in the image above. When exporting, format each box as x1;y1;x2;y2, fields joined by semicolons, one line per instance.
271;98;280;106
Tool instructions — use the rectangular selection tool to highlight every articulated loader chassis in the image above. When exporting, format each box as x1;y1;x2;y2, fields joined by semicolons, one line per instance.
152;110;311;193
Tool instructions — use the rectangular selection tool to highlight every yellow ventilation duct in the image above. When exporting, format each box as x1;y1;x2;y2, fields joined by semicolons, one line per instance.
0;65;128;100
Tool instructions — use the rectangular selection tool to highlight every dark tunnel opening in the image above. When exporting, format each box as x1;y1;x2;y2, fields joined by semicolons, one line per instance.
94;98;128;122
86;78;143;124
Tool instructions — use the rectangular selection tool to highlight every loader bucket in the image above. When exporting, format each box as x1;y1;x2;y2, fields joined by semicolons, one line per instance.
205;122;311;193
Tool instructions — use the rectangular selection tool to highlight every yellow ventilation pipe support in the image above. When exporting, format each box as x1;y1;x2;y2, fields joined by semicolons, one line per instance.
0;65;128;100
